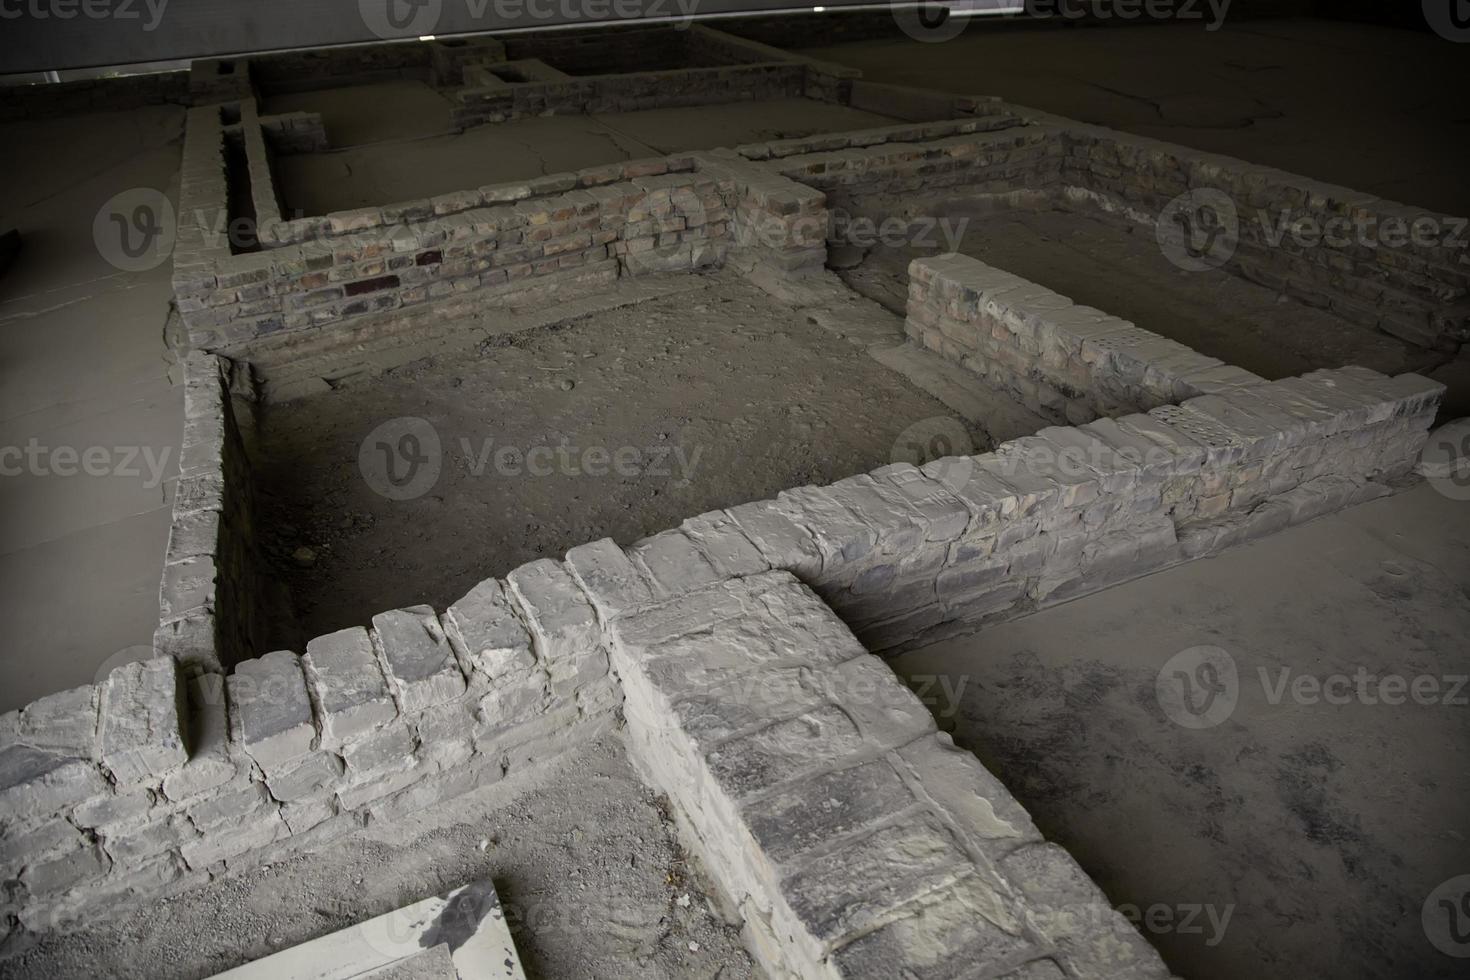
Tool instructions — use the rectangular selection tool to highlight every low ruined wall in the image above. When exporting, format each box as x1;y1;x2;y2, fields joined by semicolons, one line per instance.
3;559;620;941
610;570;1170;979
172;104;729;352
700;150;831;279
0;71;188;121
154;354;280;678
774;124;1063;218
450;62;805;129
1052;117;1470;351
907;254;1265;425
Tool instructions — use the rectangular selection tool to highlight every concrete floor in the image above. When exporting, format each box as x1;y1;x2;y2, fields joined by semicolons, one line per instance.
892;481;1470;980
803;17;1470;216
270;81;895;216
0;105;185;712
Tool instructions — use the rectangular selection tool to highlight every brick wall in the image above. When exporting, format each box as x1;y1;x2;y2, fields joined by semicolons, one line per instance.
172;103;731;353
449;62;807;130
0;71;188;121
907;254;1265;425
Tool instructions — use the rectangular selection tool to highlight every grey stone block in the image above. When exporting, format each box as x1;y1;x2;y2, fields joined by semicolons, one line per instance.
782;815;972;946
725;500;822;579
506;559;601;670
371;606;467;713
187;781;275;834
23;842;111;898
896;733;1040;853
18;686;98;759
229;651;316;771
303;626;397;746
182;810;288;869
265;751;344;803
706;704;868;802
98;659;188;785
742;757;917;867
681;511;770;579
443;578;539;681
342;722;416;775
0;820;84;877
162;673;240;803
563;538;654;621
72;787;156;832
831;874;1035;979
629;529;723;599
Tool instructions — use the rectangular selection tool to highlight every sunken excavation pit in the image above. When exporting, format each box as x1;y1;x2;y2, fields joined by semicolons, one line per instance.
3;21;1466;980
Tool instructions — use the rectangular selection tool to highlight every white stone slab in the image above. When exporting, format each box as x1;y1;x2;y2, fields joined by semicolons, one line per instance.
209;879;524;980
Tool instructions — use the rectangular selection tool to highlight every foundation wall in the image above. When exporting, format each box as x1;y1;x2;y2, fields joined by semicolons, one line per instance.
611;571;1171;979
0;71;188;121
1053;117;1470;351
173;102;730;352
0;357;1441;950
907;254;1266;425
449;62;806;129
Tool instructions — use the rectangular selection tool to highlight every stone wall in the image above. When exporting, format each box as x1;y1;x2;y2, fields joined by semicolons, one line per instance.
774;124;1063;218
1050;115;1470;351
907;254;1266;425
153;354;279;677
611;570;1171;979
449;62;806;130
1;355;1442;954
0;71;188;121
172;102;729;353
3;558;621;945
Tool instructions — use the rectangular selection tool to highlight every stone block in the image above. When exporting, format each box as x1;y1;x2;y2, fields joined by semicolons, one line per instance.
17;686;98;758
229;650;316;771
896;732;1040;853
371;606;467;713
162;673;241;803
187;781;275;834
563;538;655;621
725;500;823;579
705;704;867;802
72;787;155;832
303;626;397;746
782;814;973;947
182;810;288;869
98;658;188;785
342;722;416;775
630;529;722;599
742;757;918;867
681;511;770;579
265;751;344;803
443;578;539;682
506;559;601;672
23;842;111;898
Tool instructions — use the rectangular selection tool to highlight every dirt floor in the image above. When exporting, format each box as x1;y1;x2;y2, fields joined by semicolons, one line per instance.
890;481;1470;980
254;275;984;646
268;80;895;215
0;736;759;980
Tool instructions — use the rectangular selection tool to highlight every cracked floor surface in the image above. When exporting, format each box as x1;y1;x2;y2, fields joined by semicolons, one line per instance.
0;105;186;712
